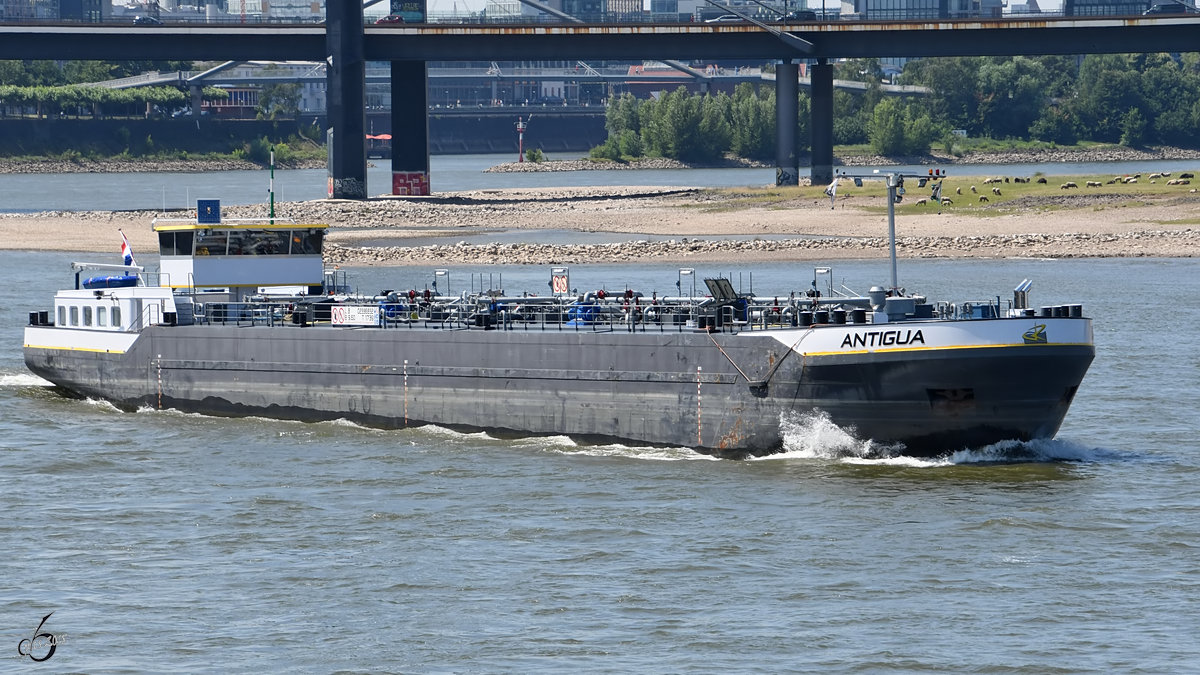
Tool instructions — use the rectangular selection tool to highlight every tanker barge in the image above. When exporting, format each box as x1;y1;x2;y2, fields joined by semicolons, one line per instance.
22;182;1095;457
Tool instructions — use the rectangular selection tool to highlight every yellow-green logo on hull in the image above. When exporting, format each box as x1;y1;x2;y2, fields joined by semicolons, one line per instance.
1023;324;1048;344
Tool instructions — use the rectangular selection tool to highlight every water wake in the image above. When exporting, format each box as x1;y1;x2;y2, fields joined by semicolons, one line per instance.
0;372;52;388
771;409;1114;466
536;437;719;462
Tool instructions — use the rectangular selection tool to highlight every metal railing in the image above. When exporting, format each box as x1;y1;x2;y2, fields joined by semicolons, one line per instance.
190;295;877;333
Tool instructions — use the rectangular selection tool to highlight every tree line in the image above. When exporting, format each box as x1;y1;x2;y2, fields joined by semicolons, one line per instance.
0;59;227;119
593;53;1200;162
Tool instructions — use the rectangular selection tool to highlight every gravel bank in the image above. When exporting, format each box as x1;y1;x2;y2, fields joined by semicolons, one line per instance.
487;146;1200;173
0;157;327;174
4;184;1198;264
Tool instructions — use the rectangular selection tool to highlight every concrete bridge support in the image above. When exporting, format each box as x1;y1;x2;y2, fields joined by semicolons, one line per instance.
390;61;431;195
325;0;367;199
810;59;834;186
774;60;799;186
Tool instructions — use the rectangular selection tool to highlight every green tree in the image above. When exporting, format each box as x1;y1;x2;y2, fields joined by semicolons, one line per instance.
905;56;980;133
1074;54;1142;143
975;57;1047;139
257;82;301;120
868;97;905;154
834;58;883;84
1119;107;1148;147
728;83;775;161
605;92;639;136
1030;105;1079;144
63;61;114;84
901;104;937;155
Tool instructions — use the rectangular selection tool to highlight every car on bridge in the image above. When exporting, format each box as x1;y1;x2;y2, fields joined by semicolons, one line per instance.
132;15;163;25
1143;1;1196;12
375;14;405;24
704;14;743;22
785;10;818;21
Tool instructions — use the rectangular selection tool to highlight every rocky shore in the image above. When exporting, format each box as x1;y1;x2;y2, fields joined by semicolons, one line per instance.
0;156;327;174
323;229;1200;266
4;182;1199;264
5;144;1199;176
486;145;1200;174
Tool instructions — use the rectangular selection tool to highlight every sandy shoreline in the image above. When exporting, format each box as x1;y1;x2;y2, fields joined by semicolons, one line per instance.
3;183;1199;265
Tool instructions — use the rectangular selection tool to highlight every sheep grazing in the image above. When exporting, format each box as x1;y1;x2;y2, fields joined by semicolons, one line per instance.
1060;182;1078;189
1167;179;1191;186
941;198;953;205
1180;172;1195;179
970;185;977;193
991;187;1002;196
955;187;962;195
1013;177;1028;183
1149;173;1163;180
914;198;929;206
1086;181;1102;188
1106;177;1119;184
1124;177;1138;184
1036;177;1048;184
978;195;989;202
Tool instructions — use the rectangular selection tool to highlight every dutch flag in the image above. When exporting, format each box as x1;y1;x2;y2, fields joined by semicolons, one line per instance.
120;229;136;267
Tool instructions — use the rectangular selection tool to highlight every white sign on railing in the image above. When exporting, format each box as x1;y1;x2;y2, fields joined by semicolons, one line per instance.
331;305;380;326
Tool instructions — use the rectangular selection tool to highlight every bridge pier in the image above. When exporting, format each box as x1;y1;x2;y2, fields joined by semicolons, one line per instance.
325;0;367;199
810;59;834;186
390;61;431;195
189;85;202;119
774;60;799;186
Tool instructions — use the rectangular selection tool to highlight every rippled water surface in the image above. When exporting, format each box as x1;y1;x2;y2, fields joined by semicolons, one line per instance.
3;252;1199;672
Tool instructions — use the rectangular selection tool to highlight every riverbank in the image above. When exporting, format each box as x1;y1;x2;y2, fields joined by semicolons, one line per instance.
0;156;328;174
3;181;1198;264
486;145;1200;175
5;144;1200;176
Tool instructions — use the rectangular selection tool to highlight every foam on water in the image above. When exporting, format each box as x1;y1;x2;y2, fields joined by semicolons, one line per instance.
416;424;493;441
538;438;719;461
766;409;902;462
770;409;1116;466
82;397;123;413
0;372;52;387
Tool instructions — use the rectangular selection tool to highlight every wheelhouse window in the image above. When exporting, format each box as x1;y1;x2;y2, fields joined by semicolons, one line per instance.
111;306;122;328
229;230;290;255
98;306;108;327
291;230;323;254
57;306;66;326
194;230;229;256
158;231;195;256
83;306;93;326
69;306;79;326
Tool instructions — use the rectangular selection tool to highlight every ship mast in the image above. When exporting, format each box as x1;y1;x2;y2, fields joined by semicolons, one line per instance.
832;169;945;294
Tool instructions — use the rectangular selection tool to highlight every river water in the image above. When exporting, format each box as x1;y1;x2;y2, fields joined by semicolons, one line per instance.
3;247;1199;671
3;153;1200;212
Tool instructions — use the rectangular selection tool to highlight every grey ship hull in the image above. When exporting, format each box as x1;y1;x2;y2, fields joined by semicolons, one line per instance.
24;321;1094;456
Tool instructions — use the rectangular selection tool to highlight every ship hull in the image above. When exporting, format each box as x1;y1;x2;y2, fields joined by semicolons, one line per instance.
24;317;1094;457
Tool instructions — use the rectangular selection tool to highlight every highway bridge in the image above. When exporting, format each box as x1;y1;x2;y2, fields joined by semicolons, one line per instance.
3;12;1199;196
